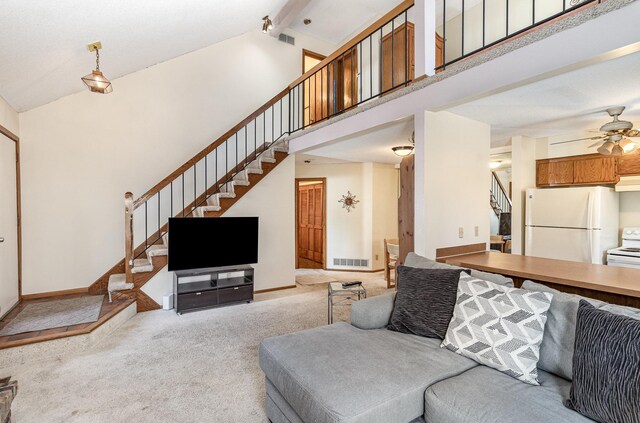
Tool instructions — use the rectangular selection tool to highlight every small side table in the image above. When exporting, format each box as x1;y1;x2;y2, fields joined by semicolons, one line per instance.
328;282;367;324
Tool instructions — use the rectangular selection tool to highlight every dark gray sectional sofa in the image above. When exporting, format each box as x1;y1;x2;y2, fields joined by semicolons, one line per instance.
259;252;637;423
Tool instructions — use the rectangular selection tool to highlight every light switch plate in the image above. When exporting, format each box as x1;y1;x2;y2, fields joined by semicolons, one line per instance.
458;227;464;238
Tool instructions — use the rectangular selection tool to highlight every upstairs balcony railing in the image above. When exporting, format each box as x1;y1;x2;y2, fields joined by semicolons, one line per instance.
436;0;602;70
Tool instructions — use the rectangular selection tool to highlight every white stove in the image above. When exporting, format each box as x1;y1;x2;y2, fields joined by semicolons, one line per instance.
607;227;640;268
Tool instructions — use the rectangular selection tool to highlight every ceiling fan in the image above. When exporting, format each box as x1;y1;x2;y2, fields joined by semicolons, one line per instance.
551;106;640;156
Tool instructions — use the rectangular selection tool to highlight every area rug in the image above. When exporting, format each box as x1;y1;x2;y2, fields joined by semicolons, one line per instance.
0;295;104;336
295;269;386;286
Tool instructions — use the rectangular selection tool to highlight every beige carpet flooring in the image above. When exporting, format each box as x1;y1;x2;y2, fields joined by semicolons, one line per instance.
1;271;391;423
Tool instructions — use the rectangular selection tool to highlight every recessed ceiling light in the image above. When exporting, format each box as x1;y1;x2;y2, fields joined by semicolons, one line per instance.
489;161;502;169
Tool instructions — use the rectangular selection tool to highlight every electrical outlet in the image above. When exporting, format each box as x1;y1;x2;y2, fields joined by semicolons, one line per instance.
458;227;464;238
475;226;479;237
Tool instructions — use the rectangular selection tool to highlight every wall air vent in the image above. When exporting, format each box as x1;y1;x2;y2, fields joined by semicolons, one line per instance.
333;258;369;267
278;33;295;46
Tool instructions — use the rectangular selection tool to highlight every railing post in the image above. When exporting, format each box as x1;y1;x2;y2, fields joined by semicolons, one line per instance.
124;192;134;283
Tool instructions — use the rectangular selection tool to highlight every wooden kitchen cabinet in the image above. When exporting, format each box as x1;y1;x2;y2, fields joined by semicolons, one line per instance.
618;150;640;176
536;153;618;187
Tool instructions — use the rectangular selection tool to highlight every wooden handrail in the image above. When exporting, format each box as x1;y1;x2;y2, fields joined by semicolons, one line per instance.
124;192;134;283
491;171;512;206
133;88;289;209
288;0;415;89
132;0;415;210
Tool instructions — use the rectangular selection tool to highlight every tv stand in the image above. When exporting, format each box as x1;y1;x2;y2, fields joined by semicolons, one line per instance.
173;265;254;314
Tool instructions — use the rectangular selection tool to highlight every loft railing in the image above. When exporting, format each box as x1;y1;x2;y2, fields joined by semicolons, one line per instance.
490;171;512;217
122;0;416;283
436;0;602;70
288;0;416;132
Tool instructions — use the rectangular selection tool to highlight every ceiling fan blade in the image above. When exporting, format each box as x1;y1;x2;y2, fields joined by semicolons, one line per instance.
550;136;606;146
588;139;606;148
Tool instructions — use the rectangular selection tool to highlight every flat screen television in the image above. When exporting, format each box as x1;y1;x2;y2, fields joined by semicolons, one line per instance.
168;217;259;271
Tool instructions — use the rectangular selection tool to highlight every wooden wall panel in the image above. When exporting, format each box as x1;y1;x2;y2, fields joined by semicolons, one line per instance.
398;155;414;265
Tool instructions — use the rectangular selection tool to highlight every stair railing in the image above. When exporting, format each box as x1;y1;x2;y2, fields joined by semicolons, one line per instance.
121;0;417;284
490;171;512;217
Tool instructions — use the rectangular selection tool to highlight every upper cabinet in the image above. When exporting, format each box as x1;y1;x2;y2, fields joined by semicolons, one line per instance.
618;151;640;176
536;154;618;187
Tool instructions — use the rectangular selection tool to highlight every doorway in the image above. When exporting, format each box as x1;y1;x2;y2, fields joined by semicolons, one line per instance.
0;127;21;318
295;178;326;269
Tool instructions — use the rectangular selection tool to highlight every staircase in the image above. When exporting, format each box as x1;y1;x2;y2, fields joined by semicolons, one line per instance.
85;0;417;311
490;171;511;217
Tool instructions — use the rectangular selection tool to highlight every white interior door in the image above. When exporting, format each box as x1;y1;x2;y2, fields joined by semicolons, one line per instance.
525;226;596;264
0;134;19;318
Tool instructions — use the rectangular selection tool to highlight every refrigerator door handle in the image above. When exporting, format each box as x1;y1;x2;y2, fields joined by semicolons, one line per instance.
587;230;594;263
587;191;594;230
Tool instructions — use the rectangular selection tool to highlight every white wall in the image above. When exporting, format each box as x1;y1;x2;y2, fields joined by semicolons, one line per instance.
142;156;296;304
372;163;400;269
415;111;490;258
510;135;539;254
0;95;19;136
295;161;398;270
620;192;640;230
18;29;336;295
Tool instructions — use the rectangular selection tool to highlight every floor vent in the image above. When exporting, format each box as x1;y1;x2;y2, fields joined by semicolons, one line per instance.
333;258;369;267
278;33;295;46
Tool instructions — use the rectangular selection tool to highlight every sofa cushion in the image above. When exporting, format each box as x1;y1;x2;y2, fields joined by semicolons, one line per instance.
443;275;553;385
404;252;514;287
350;292;395;330
565;301;640;423
424;365;592;423
388;267;469;339
259;322;477;423
522;280;640;381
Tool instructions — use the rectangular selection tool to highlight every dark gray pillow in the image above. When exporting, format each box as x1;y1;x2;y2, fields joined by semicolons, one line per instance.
387;266;468;339
565;300;640;422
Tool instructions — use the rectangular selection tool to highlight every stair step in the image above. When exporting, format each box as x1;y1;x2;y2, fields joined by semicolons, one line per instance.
131;258;153;273
207;195;221;207
232;171;250;186
108;273;134;293
196;205;222;215
147;244;168;257
259;154;276;163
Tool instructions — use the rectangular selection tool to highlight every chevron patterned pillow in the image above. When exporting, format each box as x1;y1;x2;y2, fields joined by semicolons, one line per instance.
442;274;553;385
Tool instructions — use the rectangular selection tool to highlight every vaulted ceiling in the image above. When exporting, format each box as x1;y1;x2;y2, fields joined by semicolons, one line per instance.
1;0;411;113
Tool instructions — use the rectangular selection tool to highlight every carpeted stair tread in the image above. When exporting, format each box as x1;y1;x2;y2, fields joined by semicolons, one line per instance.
147;244;168;257
131;258;153;273
108;273;134;292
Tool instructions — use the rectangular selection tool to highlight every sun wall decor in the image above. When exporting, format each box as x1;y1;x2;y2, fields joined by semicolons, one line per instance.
338;191;359;212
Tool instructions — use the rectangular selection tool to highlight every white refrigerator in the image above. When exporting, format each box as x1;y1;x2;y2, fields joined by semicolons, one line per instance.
525;187;619;264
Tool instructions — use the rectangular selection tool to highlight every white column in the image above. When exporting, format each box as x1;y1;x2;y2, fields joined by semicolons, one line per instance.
414;0;437;77
413;111;427;256
511;136;544;255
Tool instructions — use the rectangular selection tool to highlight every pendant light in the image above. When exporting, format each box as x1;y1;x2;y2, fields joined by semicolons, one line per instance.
81;42;113;94
262;16;273;33
392;131;415;157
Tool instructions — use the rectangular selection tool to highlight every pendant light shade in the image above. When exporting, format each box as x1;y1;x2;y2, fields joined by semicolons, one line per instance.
81;42;112;94
81;69;113;94
392;146;414;157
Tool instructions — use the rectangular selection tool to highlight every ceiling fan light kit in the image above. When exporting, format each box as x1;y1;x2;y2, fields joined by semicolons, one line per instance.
555;106;639;156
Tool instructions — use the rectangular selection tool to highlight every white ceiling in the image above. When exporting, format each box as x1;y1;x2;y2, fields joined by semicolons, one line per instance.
300;116;414;164
288;0;403;45
448;51;640;145
0;0;289;112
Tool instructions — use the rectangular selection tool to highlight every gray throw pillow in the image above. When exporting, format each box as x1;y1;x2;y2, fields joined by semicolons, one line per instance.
565;301;640;423
403;252;514;287
387;266;469;339
521;280;603;380
443;275;553;385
